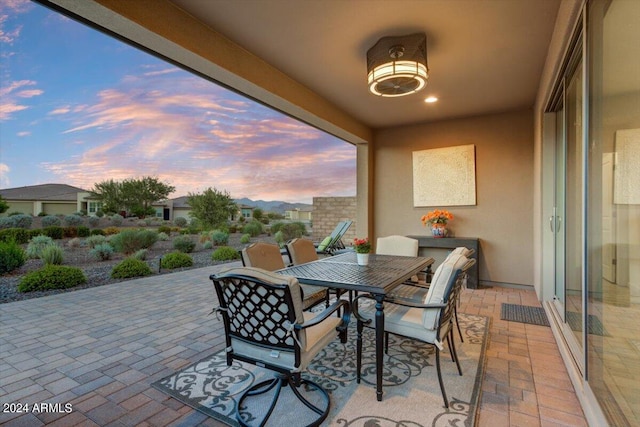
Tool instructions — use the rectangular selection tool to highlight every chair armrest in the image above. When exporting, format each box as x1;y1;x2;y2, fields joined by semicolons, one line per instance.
296;299;351;330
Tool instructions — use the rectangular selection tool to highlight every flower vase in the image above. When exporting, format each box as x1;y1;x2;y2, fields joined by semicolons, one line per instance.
356;253;370;266
431;224;448;238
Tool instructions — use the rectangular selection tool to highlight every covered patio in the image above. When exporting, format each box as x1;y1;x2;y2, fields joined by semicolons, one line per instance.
0;266;586;426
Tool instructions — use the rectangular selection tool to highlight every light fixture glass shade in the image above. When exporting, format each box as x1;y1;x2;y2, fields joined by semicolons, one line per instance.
366;33;428;97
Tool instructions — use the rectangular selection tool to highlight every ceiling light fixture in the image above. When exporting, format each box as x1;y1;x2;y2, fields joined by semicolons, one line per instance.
367;33;428;97
424;96;438;103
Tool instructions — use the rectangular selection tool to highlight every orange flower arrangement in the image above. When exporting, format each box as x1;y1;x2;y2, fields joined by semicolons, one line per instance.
421;209;454;226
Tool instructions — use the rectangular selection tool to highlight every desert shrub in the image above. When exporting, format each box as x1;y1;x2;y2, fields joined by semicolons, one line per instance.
111;257;152;279
137;220;147;227
64;214;84;227
26;235;54;259
12;214;33;229
158;225;171;234
86;234;107;248
67;238;81;249
0;228;31;244
132;249;148;260
174;217;188;227
242;221;263;237
110;229;158;255
77;226;90;237
63;227;78;238
240;233;251;244
90;243;114;261
110;214;124;226
0;217;17;229
173;235;196;253
157;232;169;241
228;224;238;234
95;210;104;218
88;216;100;227
271;222;306;241
40;244;64;265
18;265;86;292
103;226;120;235
38;211;47;217
161;252;193;269
0;240;26;274
41;215;62;227
212;246;240;261
42;226;64;240
202;241;213;250
210;230;229;245
90;228;106;236
274;230;284;247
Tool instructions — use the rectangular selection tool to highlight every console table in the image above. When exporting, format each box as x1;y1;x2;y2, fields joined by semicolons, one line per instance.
407;236;480;289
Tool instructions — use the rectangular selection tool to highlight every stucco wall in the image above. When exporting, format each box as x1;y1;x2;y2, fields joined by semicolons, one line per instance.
312;196;357;245
373;109;534;286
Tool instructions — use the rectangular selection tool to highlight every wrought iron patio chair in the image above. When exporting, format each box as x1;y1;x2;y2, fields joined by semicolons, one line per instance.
211;267;350;427
352;254;475;408
241;242;327;310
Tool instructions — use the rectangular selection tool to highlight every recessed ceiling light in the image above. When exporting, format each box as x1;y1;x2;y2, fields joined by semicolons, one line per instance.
424;96;438;103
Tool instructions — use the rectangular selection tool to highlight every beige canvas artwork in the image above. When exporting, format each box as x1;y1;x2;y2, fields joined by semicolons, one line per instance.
412;145;476;207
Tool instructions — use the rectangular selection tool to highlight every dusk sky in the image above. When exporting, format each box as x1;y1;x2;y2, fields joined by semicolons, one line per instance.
0;0;357;204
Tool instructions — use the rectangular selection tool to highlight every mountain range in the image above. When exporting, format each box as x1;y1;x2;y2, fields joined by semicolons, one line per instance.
234;198;312;214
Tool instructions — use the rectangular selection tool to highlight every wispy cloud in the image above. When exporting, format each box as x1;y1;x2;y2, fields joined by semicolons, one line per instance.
41;68;355;202
0;79;43;120
0;163;10;187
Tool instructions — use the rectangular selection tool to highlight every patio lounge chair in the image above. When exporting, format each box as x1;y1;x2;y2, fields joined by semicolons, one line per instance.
315;220;353;255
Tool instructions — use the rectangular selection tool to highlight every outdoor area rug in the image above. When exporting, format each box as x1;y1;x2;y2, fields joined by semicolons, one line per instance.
500;303;550;327
152;313;489;426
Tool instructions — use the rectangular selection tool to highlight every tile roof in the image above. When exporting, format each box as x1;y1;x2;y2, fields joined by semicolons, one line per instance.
0;184;88;201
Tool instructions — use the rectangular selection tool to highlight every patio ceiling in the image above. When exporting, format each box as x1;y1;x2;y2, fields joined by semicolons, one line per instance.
167;0;562;129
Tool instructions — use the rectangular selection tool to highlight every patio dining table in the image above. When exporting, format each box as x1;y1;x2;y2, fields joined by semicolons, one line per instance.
276;251;434;401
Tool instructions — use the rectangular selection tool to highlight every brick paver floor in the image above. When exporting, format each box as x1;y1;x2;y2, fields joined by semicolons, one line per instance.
1;264;587;426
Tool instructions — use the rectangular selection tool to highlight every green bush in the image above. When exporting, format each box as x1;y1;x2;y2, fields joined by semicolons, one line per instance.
242;221;263;237
274;230;284;247
202;241;213;250
173;235;196;253
42;226;64;240
90;243;114;261
26;235;55;259
157;232;169;241
78;226;90;237
41;244;64;265
174;217;188;227
41;215;62;227
271;222;306;241
18;265;87;292
0;217;17;229
158;225;172;234
161;252;193;269
110;229;158;254
90;228;106;236
95;210;104;218
240;233;251;244
0;228;31;244
212;246;240;261
111;257;152;279
0;240;26;274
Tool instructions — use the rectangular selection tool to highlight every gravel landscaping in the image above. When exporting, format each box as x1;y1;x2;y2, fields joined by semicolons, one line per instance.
0;220;279;304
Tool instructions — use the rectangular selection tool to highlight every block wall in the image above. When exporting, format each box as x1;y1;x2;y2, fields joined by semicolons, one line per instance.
312;197;357;245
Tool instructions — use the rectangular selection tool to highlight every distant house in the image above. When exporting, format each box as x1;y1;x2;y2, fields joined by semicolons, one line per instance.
285;208;312;222
238;204;254;220
0;184;97;217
